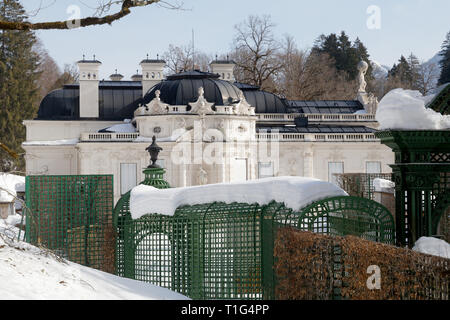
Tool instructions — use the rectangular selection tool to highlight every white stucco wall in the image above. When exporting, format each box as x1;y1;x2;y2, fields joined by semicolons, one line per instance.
22;134;394;205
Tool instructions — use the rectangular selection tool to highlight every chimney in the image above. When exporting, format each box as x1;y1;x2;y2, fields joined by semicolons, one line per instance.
131;70;143;82
110;69;124;81
140;55;166;96
77;56;102;118
210;56;236;82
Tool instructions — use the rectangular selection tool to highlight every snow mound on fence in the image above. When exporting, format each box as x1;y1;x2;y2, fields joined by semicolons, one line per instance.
130;176;348;219
0;223;189;300
376;88;450;130
413;237;450;259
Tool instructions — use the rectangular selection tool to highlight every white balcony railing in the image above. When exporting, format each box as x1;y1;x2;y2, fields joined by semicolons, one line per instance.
257;113;376;122
256;133;379;142
80;132;139;142
80;132;378;143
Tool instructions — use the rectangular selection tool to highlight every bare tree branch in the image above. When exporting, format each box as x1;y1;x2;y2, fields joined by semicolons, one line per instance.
0;0;182;31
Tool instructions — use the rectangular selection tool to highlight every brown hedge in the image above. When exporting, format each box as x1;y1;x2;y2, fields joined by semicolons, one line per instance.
274;227;449;300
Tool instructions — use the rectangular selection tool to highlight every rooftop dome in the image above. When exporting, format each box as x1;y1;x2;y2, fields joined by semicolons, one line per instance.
142;70;243;106
235;82;288;113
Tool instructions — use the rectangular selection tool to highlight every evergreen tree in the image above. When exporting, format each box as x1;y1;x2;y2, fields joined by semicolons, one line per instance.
389;56;411;82
388;54;422;90
438;31;450;85
312;31;372;80
0;0;40;172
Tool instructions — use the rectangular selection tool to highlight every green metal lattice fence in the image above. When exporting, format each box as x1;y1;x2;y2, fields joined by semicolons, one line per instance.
116;188;395;300
25;175;114;273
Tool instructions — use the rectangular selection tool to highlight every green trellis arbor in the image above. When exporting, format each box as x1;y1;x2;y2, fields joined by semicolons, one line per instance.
113;137;395;300
376;84;450;247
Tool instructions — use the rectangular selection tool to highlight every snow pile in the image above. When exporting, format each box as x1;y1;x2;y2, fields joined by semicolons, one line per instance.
0;214;23;241
373;178;395;193
130;176;348;219
0;220;188;300
0;173;25;202
376;88;450;130
413;237;450;259
102;119;136;133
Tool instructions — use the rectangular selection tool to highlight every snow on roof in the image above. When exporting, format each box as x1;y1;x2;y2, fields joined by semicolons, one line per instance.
130;176;348;219
376;88;450;130
102;119;137;133
134;128;189;143
103;123;136;133
0;173;25;203
413;237;450;260
22;139;79;146
0;217;188;300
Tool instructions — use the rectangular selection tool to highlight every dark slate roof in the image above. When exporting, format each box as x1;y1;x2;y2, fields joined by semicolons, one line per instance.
234;82;260;90
142;70;242;106
210;60;236;64
37;81;142;120
257;124;376;134
77;59;102;64
36;74;367;120
234;82;289;113
140;59;166;64
242;90;288;113
287;100;364;114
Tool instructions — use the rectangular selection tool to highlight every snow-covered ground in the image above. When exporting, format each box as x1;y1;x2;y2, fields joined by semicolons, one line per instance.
130;176;348;219
0;218;188;300
413;237;450;259
376;88;450;130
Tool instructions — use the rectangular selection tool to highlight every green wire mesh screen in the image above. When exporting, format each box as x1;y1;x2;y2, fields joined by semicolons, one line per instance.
116;196;394;300
25;175;114;273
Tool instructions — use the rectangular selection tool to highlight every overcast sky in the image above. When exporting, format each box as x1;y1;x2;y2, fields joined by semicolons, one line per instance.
22;0;450;80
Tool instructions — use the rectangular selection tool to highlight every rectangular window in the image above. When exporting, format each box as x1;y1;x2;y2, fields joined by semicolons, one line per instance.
328;162;344;185
258;162;274;179
366;161;381;174
120;163;137;195
230;158;248;182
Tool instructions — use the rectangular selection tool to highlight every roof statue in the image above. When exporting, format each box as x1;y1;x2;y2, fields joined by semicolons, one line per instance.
234;91;256;116
197;166;208;185
357;61;369;93
356;60;379;114
135;89;169;116
189;86;215;116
